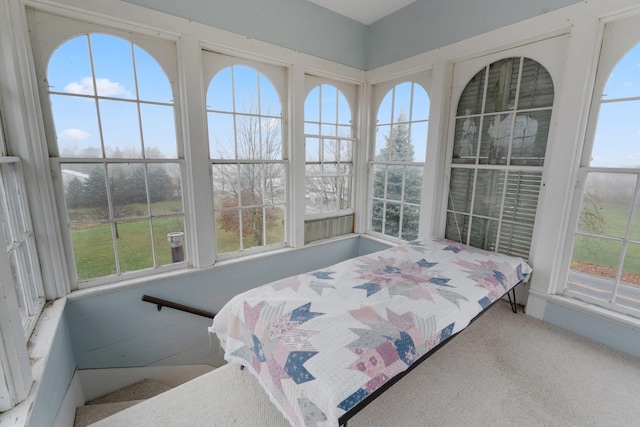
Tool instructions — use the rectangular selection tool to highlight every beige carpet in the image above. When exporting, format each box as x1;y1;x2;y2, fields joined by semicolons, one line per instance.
91;301;640;426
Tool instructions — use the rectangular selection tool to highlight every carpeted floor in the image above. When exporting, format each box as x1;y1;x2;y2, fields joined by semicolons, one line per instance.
92;301;640;426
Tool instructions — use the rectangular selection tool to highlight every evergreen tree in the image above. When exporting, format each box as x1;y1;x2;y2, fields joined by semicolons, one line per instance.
372;111;422;240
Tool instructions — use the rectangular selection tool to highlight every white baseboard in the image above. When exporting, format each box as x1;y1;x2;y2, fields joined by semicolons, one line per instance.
77;365;215;402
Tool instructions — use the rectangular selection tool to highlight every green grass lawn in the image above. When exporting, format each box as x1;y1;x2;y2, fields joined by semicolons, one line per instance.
70;205;284;281
572;203;640;277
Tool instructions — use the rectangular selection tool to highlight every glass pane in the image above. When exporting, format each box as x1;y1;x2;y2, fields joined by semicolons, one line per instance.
148;164;182;214
212;164;239;206
78;165;110;220
410;121;428;163
404;166;423;204
235;115;260;160
140;103;177;159
603;42;640;101
621;243;640;286
154;215;185;266
134;45;173;104
108;163;148;218
445;212;470;244
305;86;320;122
339;175;351;210
208;112;235;159
571;235;622;280
411;85;430;121
389;123;412;162
262;117;282;160
502;171;541;225
116;219;153;272
324;139;338;162
384;201;401;237
386;165;404;201
590;100;640;168
337;124;352;138
457;67;486;116
0;170;11;245
401;204;420;241
481;113;512;165
473;169;505;218
448;168;474;213
469;217;499;251
266;206;285;245
631;186;640;242
321;124;337;137
393;82;412;117
90;34;136;99
375;125;391;160
577;173;635;239
485;58;519;114
264;163;285;205
260;74;281;116
50;95;102;157
337;91;351;125
234;66;258;115
452;116;479;164
510;110;550;166
518;58;554;109
71;222;117;281
305;122;320;135
377;91;393;125
372;165;386;198
340;140;352;162
305;176;324;214
321;85;338;124
371;200;384;233
216;209;241;253
100;99;142;158
242;207;264;249
48;35;93;95
239;163;263;206
207;67;233;112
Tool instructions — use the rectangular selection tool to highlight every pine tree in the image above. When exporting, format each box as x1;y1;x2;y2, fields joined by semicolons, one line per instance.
372;110;422;240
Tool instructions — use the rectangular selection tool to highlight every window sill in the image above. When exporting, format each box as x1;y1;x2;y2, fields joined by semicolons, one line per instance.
0;298;66;427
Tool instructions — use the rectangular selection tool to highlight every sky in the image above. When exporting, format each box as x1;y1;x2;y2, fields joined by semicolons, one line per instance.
47;33;639;169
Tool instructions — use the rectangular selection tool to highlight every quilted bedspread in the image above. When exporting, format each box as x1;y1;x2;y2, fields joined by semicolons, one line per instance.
211;237;532;426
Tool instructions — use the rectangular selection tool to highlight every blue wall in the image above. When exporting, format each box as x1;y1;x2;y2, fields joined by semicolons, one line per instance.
29;315;76;427
544;301;640;359
124;0;583;70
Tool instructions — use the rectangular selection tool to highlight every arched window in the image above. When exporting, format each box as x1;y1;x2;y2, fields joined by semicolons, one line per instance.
370;81;429;241
47;33;184;285
446;57;553;259
207;64;285;256
304;83;353;216
567;20;640;316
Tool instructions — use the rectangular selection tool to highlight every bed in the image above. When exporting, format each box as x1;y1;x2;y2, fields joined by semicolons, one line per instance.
210;236;532;427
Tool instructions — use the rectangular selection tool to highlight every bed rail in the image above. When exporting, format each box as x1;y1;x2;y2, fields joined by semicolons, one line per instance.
142;295;215;319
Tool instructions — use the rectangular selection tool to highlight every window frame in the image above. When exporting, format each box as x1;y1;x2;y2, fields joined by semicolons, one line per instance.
28;12;189;289
564;15;640;318
367;76;430;242
203;51;289;260
303;77;358;221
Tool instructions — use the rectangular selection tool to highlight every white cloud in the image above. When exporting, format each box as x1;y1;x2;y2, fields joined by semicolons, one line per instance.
59;128;90;140
64;77;131;97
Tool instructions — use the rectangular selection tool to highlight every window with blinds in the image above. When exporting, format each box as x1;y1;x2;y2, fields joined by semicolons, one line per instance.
445;57;553;259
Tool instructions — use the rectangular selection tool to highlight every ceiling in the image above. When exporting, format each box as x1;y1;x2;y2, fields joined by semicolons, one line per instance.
307;0;416;25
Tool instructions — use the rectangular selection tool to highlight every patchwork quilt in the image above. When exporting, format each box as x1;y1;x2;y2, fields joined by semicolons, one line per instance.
211;237;532;427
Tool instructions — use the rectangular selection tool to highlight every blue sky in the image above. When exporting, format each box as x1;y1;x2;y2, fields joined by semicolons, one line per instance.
47;33;640;168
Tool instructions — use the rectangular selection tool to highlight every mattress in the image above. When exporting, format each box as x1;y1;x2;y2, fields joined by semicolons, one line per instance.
211;236;532;426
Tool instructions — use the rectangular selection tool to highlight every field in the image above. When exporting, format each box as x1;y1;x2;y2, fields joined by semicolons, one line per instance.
571;204;640;284
70;204;284;281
